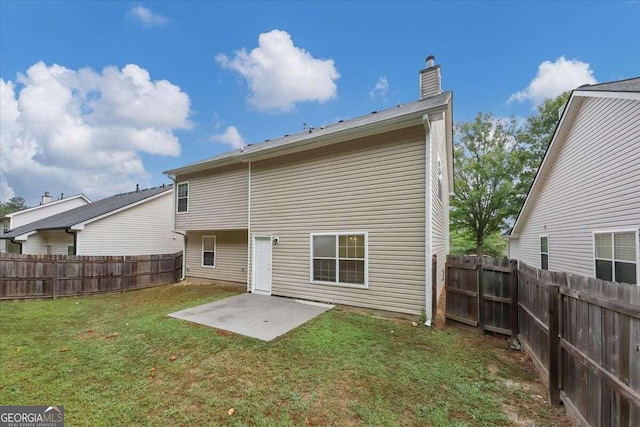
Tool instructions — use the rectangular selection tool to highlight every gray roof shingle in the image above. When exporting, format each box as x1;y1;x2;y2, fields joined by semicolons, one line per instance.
1;185;172;239
165;91;451;175
578;77;640;93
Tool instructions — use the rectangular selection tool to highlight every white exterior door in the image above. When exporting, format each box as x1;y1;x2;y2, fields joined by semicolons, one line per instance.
253;236;272;295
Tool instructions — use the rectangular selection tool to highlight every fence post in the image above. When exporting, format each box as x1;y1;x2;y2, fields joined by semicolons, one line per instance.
509;259;518;341
477;260;484;334
432;255;438;324
548;280;561;405
121;256;127;293
52;257;58;299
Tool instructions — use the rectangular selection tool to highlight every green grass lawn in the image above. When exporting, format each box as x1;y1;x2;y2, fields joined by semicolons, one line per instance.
0;282;567;426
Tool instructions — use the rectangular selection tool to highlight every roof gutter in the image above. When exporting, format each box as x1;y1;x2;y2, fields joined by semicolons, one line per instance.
163;99;451;177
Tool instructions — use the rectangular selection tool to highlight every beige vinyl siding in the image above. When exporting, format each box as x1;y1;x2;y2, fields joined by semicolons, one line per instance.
175;164;248;231
77;192;182;256
185;230;247;283
430;117;449;298
420;68;441;99
510;96;640;277
22;230;73;255
250;126;428;315
11;197;89;228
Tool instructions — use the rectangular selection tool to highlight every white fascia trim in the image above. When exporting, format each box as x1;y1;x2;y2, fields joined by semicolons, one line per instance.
71;189;172;229
574;90;640;101
15;231;37;241
5;194;92;218
511;94;582;236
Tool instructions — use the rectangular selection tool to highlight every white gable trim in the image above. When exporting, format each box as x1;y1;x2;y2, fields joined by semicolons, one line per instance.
511;93;584;236
5;194;91;218
69;189;172;231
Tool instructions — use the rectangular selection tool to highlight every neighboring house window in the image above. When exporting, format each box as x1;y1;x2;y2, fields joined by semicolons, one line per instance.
311;233;368;287
177;182;189;213
437;154;443;202
68;245;75;256
540;236;549;270
46;245;52;255
202;235;216;267
594;231;638;284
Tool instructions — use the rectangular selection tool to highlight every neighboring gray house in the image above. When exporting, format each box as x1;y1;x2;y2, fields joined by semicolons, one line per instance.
1;185;182;256
1;192;91;253
164;56;454;323
508;77;640;285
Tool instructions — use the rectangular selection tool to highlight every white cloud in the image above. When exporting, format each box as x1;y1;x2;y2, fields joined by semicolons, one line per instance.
211;126;245;149
508;56;597;107
1;62;191;205
216;29;340;112
128;5;168;27
369;76;389;102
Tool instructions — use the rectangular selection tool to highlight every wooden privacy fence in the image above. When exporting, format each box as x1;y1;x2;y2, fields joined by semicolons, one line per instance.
445;255;640;426
517;261;640;427
0;252;183;300
445;255;518;337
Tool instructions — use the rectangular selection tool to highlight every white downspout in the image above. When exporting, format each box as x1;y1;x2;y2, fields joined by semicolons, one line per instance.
246;162;252;292
168;175;187;281
423;114;433;326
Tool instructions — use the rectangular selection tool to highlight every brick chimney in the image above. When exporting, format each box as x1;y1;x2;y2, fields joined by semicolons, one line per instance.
40;191;52;205
419;55;441;99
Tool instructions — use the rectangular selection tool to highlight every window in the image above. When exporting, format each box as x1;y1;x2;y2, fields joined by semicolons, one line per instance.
177;182;189;213
68;245;75;256
540;236;549;270
46;245;52;255
594;231;638;284
311;233;367;287
202;235;216;267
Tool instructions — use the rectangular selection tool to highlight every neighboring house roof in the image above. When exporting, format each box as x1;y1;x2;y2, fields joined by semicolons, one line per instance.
164;92;453;177
1;185;172;239
510;77;640;237
578;77;640;93
1;194;91;220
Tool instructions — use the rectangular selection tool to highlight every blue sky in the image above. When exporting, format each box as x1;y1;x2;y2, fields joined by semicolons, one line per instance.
1;1;639;205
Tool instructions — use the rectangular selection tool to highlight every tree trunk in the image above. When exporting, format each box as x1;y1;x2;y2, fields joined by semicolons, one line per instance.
476;240;484;257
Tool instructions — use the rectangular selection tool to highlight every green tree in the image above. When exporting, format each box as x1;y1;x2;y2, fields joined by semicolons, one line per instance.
514;92;570;206
0;197;27;216
450;113;520;256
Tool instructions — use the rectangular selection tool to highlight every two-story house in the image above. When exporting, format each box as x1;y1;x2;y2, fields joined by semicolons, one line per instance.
165;56;454;324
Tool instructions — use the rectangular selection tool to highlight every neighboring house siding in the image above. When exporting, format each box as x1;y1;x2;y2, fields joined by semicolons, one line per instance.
430;117;449;298
510;96;640;277
175;164;248;231
185;230;248;283
11;197;89;228
22;230;73;255
77;192;182;256
250;126;428;315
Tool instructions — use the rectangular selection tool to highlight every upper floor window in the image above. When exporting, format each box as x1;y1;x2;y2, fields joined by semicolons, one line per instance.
177;182;189;213
540;235;549;270
594;231;638;284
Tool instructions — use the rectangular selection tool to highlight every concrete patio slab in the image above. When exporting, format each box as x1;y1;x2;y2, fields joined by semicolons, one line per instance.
168;293;334;341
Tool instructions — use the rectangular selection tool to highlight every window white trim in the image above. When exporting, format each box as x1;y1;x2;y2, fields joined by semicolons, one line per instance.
592;228;639;285
309;231;369;289
176;181;189;214
201;235;216;268
539;234;549;270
